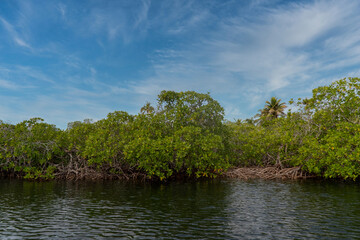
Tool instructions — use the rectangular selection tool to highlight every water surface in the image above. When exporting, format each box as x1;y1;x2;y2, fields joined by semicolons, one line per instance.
1;178;360;239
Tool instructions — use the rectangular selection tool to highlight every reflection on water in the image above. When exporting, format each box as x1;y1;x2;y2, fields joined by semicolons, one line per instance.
1;179;360;239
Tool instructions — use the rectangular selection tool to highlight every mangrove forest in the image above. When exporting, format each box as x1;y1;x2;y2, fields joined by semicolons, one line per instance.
1;77;360;181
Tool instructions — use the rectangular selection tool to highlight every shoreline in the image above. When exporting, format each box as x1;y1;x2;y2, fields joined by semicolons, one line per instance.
1;166;315;181
223;166;315;180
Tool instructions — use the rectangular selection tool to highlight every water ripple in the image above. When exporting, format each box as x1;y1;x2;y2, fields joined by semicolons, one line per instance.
1;179;360;239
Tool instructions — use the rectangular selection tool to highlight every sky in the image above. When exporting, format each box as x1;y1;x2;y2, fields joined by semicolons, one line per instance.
1;0;360;129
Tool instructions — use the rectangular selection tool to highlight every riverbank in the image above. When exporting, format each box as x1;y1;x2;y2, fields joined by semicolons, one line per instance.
55;166;314;181
1;166;315;181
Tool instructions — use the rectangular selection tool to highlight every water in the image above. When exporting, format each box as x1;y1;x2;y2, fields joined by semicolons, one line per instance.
1;178;360;239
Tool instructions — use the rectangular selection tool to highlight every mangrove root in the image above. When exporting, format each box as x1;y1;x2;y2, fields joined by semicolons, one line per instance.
224;166;314;180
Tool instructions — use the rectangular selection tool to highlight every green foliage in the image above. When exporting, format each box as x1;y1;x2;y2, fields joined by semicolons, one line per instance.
229;113;306;167
83;111;134;169
1;91;226;181
157;90;226;133
125;124;228;180
227;77;360;180
0;118;61;179
296;122;360;180
125;91;230;180
2;80;360;181
304;77;360;126
64;119;96;155
256;97;287;123
294;78;360;179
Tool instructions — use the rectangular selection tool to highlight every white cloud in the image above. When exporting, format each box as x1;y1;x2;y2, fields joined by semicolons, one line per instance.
57;1;152;43
134;0;151;29
13;37;30;48
0;17;32;49
0;79;19;90
57;3;66;18
206;0;354;91
129;0;360;120
2;0;360;126
14;66;55;84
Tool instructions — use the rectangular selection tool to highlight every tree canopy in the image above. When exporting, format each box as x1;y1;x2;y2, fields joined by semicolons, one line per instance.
1;78;360;181
259;97;287;120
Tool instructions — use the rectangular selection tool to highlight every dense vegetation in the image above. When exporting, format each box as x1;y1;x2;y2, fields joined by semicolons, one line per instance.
1;77;360;180
230;77;360;180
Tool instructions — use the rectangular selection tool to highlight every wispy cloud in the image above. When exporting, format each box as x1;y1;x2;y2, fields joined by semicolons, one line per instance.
129;0;360;120
0;79;20;90
1;0;360;127
134;0;151;29
57;3;66;18
55;0;152;43
0;17;31;49
205;0;351;90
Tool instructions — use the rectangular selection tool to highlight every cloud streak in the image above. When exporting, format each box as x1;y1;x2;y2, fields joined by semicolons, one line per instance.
126;0;360;120
1;0;360;127
0;17;31;49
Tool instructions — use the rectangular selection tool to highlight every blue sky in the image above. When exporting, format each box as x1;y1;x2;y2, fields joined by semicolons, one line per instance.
1;0;360;128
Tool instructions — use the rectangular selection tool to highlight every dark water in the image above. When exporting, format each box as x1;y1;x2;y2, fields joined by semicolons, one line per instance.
1;179;360;239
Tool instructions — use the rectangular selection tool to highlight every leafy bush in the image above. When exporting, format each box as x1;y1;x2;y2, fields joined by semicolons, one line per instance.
1;80;360;181
83;111;134;173
124;91;230;180
0;118;61;179
229;113;306;168
294;78;360;179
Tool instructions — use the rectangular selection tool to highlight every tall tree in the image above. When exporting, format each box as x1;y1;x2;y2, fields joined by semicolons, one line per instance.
260;97;287;120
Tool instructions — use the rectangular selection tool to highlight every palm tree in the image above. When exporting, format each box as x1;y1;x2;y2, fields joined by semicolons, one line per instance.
259;97;287;120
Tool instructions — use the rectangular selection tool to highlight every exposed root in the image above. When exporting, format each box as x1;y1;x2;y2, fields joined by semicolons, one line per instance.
51;156;145;181
224;166;314;180
54;168;145;181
